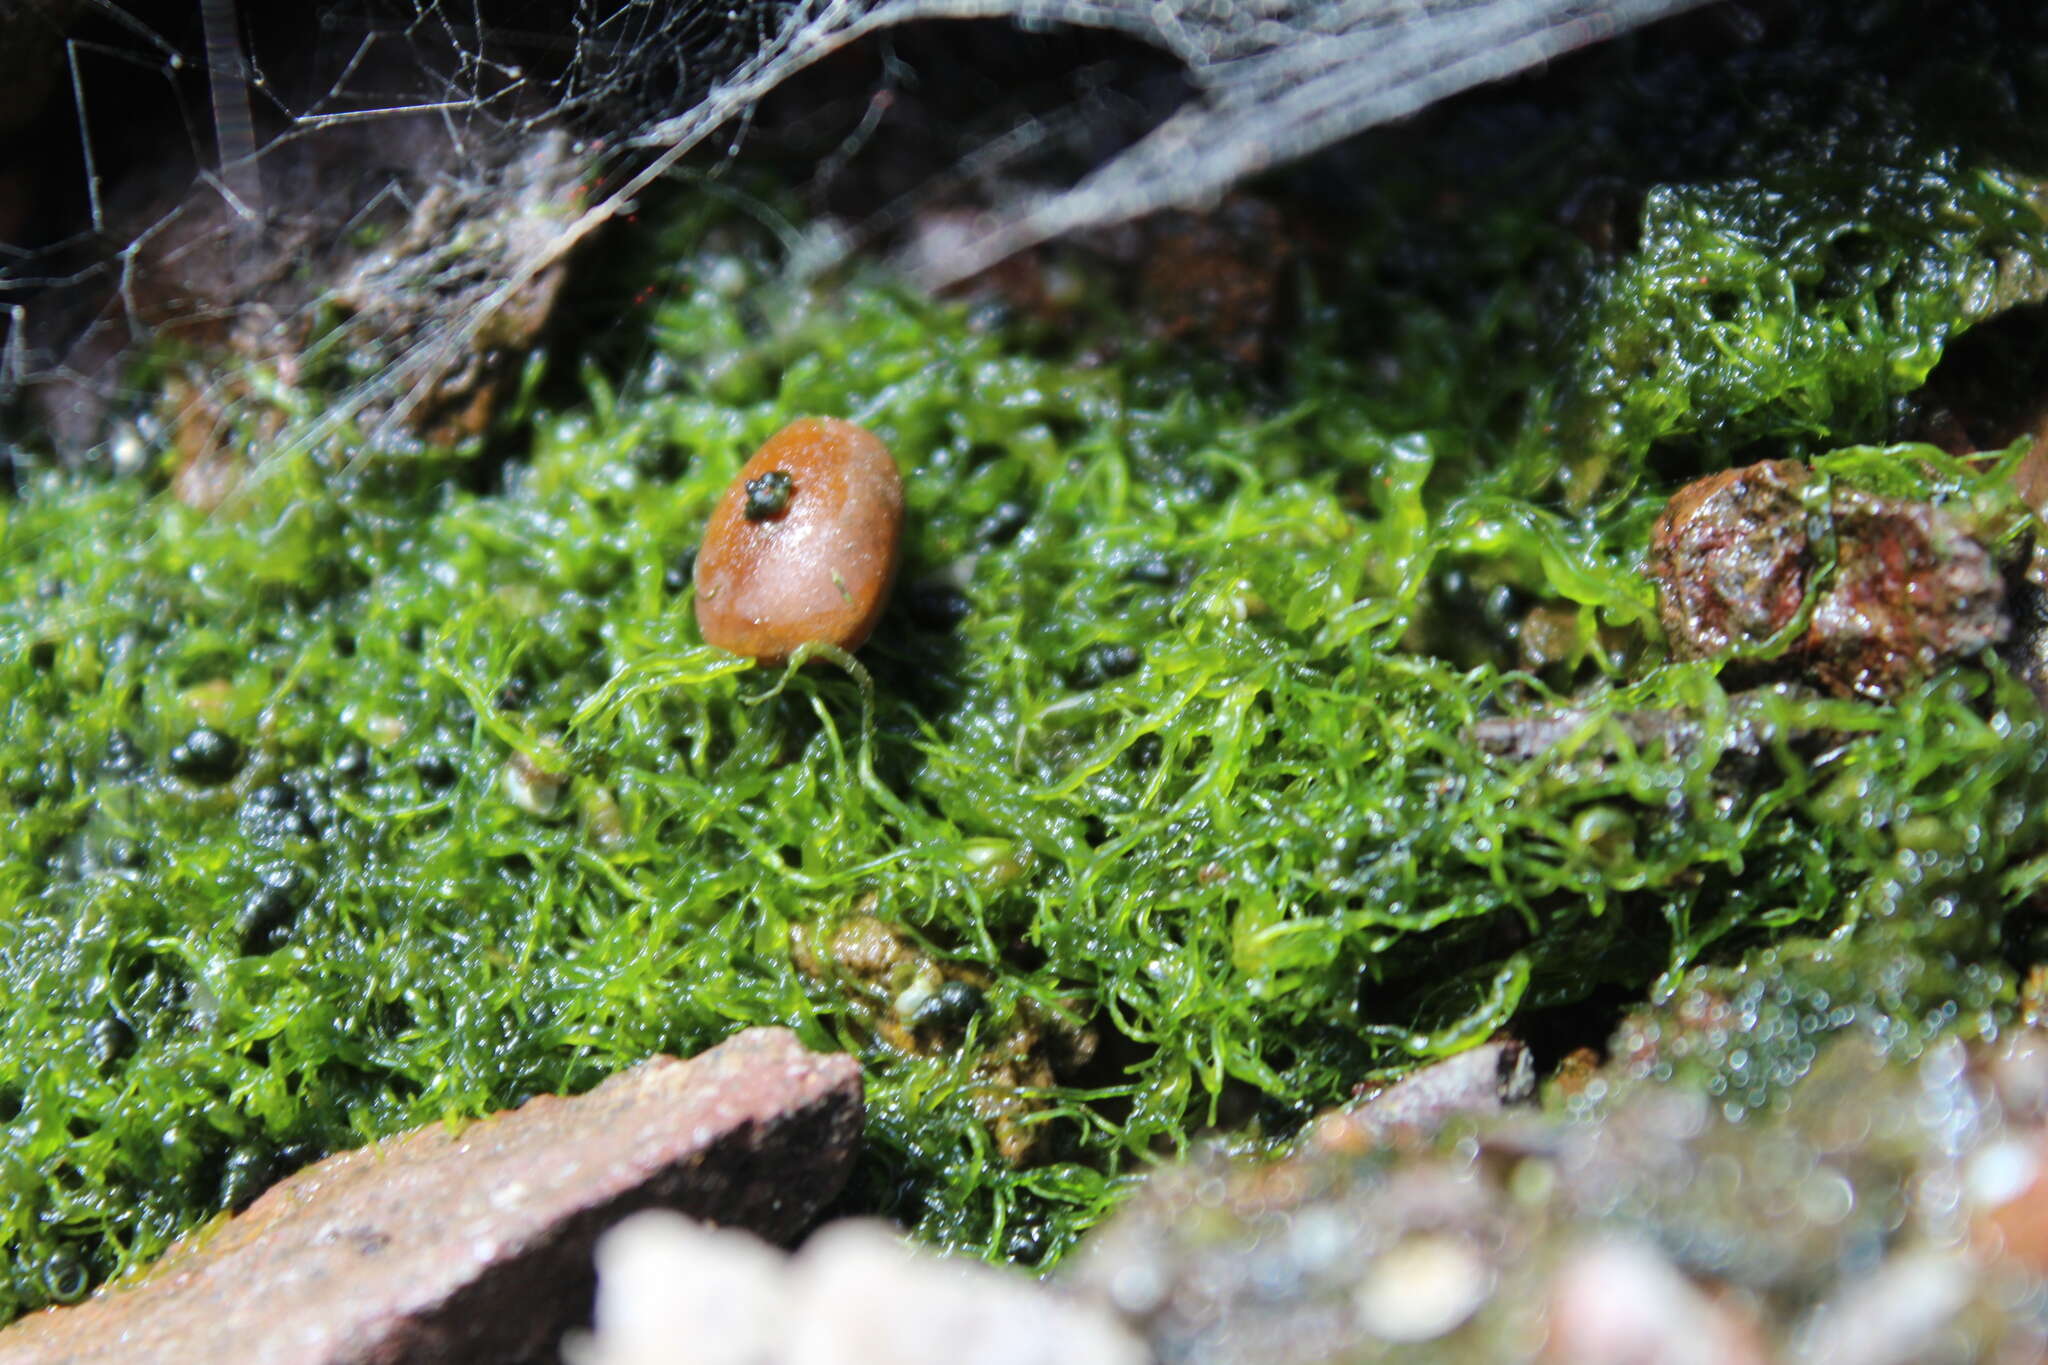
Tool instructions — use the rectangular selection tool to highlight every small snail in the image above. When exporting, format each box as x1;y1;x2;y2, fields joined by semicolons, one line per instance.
694;417;904;665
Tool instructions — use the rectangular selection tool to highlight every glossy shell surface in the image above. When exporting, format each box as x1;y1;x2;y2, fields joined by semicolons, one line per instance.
694;417;904;665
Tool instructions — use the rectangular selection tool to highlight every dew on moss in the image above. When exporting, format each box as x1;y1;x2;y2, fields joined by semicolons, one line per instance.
3;0;2048;1325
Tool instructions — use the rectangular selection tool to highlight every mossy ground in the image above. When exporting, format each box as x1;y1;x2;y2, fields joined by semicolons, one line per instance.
7;0;2048;1320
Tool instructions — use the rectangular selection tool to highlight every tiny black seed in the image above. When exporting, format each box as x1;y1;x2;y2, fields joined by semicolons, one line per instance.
663;547;698;593
333;633;357;658
905;582;973;632
27;641;55;671
495;674;533;711
910;980;988;1032
247;783;297;812
890;1176;929;1219
237;868;304;952
241;782;318;843
168;727;242;785
1003;1213;1053;1265
974;500;1030;547
218;1146;276;1212
85;1018;134;1069
103;730;145;775
331;742;371;783
1071;643;1142;689
743;469;796;521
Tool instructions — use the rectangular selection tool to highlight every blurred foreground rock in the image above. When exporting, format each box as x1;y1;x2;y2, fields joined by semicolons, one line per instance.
0;1027;861;1365
1062;1027;2048;1364
565;1215;1146;1365
557;1024;2048;1365
1306;1037;1534;1154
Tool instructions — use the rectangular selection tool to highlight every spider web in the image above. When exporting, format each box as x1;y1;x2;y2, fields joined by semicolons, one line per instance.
0;0;1706;460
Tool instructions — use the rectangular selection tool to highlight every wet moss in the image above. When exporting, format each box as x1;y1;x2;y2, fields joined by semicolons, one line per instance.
6;0;2048;1322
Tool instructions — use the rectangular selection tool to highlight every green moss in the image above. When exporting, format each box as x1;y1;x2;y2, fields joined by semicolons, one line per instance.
1561;148;2048;500
7;0;2048;1320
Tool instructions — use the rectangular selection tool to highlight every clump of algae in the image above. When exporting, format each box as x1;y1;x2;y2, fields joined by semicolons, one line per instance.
7;0;2048;1319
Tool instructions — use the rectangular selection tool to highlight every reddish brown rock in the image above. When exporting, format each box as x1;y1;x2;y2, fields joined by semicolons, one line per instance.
1805;486;2009;698
1134;198;1294;367
695;418;905;667
915;195;1300;367
0;1028;862;1365
1649;460;1822;662
1649;460;2008;699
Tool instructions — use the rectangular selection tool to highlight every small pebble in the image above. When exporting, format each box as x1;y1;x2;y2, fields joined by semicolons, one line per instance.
1546;1238;1765;1365
695;418;904;666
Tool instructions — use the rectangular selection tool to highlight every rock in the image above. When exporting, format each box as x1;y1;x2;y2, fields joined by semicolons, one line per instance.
1353;1233;1495;1343
564;1214;787;1365
1132;198;1294;367
0;1028;862;1365
1967;1130;2048;1274
564;1214;1146;1365
1307;1038;1534;1154
1650;460;1816;661
785;1222;1147;1365
1647;460;2008;699
1805;486;2009;699
1788;1250;1976;1365
1544;1239;1768;1365
1065;1026;2048;1363
1064;1146;1522;1365
693;418;905;667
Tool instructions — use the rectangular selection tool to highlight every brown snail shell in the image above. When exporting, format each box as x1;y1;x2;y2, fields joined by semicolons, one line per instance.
694;417;904;665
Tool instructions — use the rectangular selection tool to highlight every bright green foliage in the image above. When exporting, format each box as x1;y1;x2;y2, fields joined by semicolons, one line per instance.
1561;148;2048;499
6;0;2048;1322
